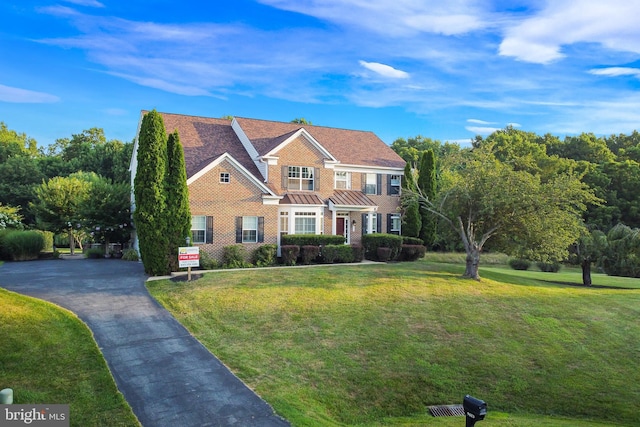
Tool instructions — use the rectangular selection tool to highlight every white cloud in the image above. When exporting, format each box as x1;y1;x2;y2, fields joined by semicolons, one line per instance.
467;119;495;125
259;0;489;37
63;0;104;7
465;126;501;135
499;1;640;63
590;67;640;79
0;84;59;103
359;61;409;79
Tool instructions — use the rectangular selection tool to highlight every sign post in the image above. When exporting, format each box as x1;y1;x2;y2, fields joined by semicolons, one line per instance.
178;246;200;281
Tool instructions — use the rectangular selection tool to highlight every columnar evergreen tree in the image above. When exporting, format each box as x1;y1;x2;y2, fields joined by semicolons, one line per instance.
133;110;169;275
165;130;191;272
417;149;437;247
401;162;421;238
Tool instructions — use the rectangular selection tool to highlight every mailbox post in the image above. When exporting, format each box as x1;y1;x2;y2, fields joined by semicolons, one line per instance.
463;395;487;427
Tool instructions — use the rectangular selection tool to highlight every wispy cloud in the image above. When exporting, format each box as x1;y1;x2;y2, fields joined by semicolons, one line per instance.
590;67;640;79
63;0;105;7
359;61;409;79
467;119;496;125
499;0;640;64
0;84;59;103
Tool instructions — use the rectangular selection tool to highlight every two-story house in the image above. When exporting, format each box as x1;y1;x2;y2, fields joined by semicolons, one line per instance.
130;111;406;261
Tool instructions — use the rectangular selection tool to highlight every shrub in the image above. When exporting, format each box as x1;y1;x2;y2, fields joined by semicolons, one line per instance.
509;258;531;270
400;244;426;261
3;230;45;261
198;250;219;270
377;247;392;262
300;245;320;265
281;234;345;247
0;229;11;260
280;245;299;266
85;247;105;259
37;230;54;252
320;244;339;263
362;233;402;261
402;236;424;245
121;248;139;261
351;245;364;262
537;261;561;272
222;245;252;268
253;244;277;267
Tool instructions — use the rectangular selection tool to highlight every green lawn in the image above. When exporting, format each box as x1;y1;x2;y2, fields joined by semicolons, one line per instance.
147;260;640;427
0;288;140;427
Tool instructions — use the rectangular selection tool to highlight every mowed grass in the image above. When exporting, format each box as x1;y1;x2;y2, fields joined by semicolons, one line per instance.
147;261;640;426
0;288;140;427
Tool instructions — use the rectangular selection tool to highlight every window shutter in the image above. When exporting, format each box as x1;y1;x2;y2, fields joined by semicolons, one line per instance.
258;217;264;243
206;216;213;244
387;175;392;195
235;217;242;243
314;167;320;191
376;174;382;195
361;213;367;235
387;213;392;233
282;166;288;190
376;213;382;233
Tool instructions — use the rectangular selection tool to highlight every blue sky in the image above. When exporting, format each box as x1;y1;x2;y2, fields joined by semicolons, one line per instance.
2;0;640;148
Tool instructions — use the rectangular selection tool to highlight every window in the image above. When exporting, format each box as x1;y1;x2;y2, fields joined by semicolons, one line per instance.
191;215;212;244
288;166;314;190
389;175;401;195
364;173;379;195
334;171;351;189
280;212;289;238
235;217;264;243
388;213;401;234
191;216;206;243
294;212;316;234
242;216;258;243
362;213;379;234
220;172;230;183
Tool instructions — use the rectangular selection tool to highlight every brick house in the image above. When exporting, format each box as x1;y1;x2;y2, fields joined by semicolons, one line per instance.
130;111;406;261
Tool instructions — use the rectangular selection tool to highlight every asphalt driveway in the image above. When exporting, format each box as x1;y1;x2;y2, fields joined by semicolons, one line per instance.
0;259;289;427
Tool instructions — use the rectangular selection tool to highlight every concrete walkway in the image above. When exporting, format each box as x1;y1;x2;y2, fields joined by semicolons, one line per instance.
0;259;289;427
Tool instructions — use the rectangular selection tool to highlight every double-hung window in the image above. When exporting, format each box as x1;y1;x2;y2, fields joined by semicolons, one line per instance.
191;215;213;244
389;175;401;195
364;173;378;195
242;216;258;243
334;171;351;189
288;166;314;190
388;213;401;234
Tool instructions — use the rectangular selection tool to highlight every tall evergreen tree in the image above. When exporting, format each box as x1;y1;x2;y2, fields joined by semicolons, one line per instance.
165;130;191;272
417;150;437;247
133;110;169;275
401;162;421;238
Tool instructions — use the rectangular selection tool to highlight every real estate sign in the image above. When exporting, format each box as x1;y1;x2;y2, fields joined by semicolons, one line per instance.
178;246;200;268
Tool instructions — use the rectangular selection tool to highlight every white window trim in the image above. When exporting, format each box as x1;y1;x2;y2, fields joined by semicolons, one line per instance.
288;166;315;191
242;216;258;243
334;171;351;190
220;172;230;183
191;215;206;244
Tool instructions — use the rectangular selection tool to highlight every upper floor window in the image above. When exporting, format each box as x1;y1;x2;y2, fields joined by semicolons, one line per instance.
388;174;401;195
220;172;230;183
288;166;314;191
364;173;380;195
334;171;351;189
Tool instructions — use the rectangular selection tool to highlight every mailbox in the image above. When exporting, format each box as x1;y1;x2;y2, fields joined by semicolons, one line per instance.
463;395;486;427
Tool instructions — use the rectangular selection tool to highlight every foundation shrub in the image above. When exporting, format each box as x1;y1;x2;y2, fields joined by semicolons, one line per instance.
280;245;299;266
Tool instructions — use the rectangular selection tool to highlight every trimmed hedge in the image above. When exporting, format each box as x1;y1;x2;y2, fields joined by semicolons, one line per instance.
362;233;402;261
281;245;300;266
399;244;426;261
281;234;345;247
300;245;320;265
377;247;392;262
402;236;424;245
351;245;364;262
322;244;355;263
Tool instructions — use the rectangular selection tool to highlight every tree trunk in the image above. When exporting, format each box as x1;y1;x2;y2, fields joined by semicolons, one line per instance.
68;230;75;255
581;260;592;286
464;246;481;280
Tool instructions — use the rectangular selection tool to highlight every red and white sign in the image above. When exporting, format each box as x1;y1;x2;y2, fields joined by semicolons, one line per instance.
178;246;200;268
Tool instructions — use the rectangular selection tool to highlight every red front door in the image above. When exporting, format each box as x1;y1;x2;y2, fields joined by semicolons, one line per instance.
336;217;345;237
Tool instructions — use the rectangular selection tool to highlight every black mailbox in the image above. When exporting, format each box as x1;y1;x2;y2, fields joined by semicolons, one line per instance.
463;395;487;427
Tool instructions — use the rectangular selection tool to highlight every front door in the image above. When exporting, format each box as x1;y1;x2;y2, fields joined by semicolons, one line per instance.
336;214;349;243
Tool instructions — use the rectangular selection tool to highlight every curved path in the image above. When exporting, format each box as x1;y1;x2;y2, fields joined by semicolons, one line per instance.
0;259;289;427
